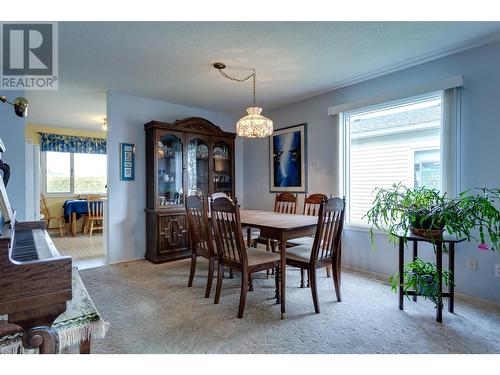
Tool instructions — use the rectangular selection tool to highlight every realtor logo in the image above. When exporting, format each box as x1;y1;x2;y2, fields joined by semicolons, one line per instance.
1;22;58;90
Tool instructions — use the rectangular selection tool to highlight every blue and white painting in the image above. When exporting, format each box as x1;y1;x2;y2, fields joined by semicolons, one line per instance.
270;124;307;193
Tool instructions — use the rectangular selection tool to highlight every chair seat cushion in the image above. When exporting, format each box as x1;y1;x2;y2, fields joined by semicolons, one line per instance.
287;236;314;246
286;245;312;263
246;248;280;266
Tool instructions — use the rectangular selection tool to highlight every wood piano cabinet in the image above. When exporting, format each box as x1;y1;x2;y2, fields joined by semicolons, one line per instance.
144;117;236;263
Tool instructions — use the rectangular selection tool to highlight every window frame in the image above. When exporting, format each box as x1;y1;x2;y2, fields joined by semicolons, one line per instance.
340;91;443;229
42;151;107;196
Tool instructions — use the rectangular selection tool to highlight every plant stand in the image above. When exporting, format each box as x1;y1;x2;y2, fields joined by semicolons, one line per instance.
394;231;465;323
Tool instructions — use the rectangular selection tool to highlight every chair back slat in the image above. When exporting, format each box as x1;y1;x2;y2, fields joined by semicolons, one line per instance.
87;198;104;219
274;193;298;214
185;195;215;258
311;197;345;262
303;193;327;216
211;197;247;267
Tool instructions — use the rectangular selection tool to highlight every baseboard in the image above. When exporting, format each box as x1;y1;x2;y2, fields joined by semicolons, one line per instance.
342;264;500;307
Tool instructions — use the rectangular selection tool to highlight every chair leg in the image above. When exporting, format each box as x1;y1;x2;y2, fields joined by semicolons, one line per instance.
275;265;280;304
205;257;215;298
229;269;234;279
310;268;320;313
300;269;305;288
306;270;310;288
214;263;224;304
266;239;270;279
248;274;253;292
326;265;332;278
58;218;64;237
238;271;249;318
89;220;94;237
188;253;197;287
333;262;342;302
246;227;251;248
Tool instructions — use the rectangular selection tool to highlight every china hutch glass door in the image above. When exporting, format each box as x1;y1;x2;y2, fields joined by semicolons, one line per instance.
157;133;184;207
212;139;232;197
187;135;210;196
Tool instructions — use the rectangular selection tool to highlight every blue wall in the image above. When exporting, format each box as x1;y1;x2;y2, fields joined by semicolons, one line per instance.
106;91;238;263
243;41;500;302
0;90;26;220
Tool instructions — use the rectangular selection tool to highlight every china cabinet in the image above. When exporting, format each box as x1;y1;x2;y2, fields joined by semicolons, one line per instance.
144;117;236;263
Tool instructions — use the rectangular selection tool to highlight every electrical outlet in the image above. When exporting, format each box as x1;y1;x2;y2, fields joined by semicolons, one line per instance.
467;257;477;271
495;264;500;278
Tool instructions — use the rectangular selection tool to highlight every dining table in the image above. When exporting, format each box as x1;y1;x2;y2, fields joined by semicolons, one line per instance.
63;198;107;236
63;199;90;236
238;209;319;319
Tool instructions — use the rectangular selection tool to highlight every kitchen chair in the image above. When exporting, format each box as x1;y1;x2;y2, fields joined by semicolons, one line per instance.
287;193;330;287
211;196;281;318
186;195;218;298
85;198;104;236
40;194;67;237
285;196;345;313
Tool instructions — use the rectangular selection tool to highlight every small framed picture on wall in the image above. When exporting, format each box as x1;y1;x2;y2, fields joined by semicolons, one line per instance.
120;143;135;181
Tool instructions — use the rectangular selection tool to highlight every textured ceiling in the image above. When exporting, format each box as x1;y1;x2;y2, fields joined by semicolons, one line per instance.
26;21;500;131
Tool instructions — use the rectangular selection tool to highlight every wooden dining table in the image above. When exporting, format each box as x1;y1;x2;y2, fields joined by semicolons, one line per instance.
238;209;319;319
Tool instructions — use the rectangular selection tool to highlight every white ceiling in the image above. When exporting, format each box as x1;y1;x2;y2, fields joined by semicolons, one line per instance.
26;21;500;131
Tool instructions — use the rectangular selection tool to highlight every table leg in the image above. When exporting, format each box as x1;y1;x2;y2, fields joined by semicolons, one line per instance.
71;212;77;237
412;240;418;302
280;231;286;319
399;237;404;310
436;241;443;323
449;242;455;313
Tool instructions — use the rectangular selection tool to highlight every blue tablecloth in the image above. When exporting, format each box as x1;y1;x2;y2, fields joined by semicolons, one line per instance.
63;199;89;222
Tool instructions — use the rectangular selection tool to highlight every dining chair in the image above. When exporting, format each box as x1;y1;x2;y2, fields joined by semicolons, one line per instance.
80;194;105;232
186;195;218;298
287;193;329;287
85;197;104;236
210;196;281;318
285;196;345;313
40;194;67;237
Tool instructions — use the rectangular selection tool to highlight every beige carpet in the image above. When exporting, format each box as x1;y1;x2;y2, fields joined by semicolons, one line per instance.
79;258;500;354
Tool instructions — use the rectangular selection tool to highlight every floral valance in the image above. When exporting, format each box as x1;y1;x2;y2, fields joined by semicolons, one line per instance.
40;133;107;155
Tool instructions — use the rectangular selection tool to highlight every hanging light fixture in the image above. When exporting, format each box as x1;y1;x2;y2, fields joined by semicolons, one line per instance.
213;62;273;138
102;117;108;131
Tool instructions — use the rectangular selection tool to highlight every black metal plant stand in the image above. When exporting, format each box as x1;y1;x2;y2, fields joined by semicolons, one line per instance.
394;230;466;323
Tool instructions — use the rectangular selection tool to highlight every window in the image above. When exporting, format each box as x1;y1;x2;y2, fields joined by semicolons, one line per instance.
43;152;107;195
342;93;442;225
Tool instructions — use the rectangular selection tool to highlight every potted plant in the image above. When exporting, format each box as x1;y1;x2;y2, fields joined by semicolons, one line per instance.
365;183;500;253
389;257;452;308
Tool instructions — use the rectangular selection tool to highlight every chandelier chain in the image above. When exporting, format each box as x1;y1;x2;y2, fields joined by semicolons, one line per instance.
217;68;257;107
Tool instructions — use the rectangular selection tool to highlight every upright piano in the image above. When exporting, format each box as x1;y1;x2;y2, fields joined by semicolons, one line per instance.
0;159;72;354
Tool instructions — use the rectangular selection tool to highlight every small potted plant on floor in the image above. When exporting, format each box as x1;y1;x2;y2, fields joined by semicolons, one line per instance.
365;183;500;253
389;257;452;308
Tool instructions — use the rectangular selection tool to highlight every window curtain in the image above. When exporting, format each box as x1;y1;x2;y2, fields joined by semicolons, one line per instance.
441;87;462;197
39;133;107;155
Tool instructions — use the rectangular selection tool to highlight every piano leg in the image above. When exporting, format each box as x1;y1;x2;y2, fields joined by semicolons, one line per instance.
80;337;91;354
22;326;60;354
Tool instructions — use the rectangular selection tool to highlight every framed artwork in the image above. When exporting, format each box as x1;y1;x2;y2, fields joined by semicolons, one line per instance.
269;123;307;193
120;143;135;181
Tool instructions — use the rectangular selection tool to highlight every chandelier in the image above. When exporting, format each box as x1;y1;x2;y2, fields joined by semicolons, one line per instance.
213;62;273;138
